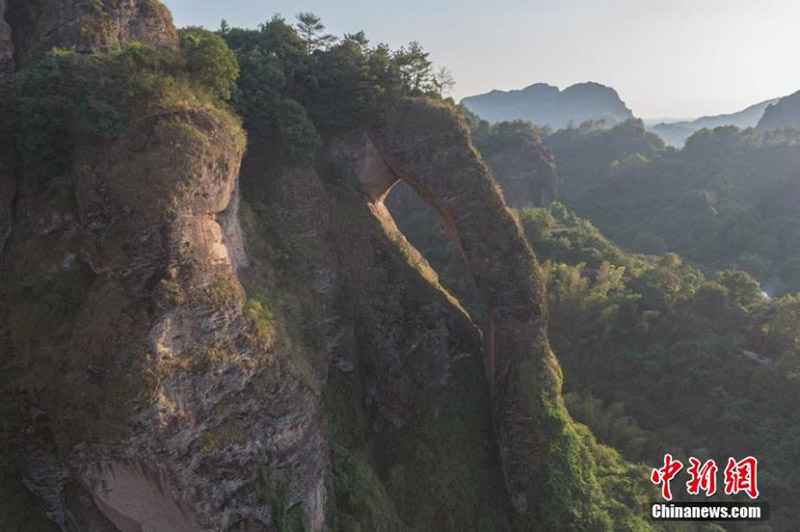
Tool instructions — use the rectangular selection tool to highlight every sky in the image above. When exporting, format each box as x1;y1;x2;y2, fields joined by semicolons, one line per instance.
162;0;800;120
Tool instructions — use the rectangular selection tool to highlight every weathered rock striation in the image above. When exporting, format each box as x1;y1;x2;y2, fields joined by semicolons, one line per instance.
5;0;177;69
1;105;328;532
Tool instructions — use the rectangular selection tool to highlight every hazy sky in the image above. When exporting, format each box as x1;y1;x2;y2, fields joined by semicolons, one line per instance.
162;0;800;119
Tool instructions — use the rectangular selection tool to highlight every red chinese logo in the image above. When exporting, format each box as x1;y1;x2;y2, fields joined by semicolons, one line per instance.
651;455;759;500
686;457;718;496
651;454;683;501
724;456;760;499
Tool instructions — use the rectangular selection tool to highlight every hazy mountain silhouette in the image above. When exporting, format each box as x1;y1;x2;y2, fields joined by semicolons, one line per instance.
757;90;800;130
650;98;779;146
461;82;634;129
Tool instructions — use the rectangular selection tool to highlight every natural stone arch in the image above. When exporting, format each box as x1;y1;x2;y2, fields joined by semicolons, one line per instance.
335;98;563;513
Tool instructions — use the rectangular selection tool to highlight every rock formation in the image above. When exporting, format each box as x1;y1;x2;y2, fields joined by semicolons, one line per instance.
359;100;560;512
1;2;325;530
4;0;177;69
1;2;647;530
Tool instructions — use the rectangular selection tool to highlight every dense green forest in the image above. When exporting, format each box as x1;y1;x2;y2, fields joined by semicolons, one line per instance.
391;191;800;530
523;204;800;529
543;120;800;297
390;107;800;528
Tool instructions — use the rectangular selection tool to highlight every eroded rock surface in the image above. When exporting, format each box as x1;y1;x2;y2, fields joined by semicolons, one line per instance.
332;99;564;513
5;0;177;69
2;101;327;531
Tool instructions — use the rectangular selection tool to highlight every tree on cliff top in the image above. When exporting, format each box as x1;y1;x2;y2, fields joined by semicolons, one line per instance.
295;12;337;54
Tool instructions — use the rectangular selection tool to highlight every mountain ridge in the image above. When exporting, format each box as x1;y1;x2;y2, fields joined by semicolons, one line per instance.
649;97;780;146
461;81;634;129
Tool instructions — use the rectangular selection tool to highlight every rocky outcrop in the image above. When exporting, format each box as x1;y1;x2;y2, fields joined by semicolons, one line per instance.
484;136;558;208
0;3;328;530
4;0;177;69
332;99;564;514
1;101;327;531
238;134;511;529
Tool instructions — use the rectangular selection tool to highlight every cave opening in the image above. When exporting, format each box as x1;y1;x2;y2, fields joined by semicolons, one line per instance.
383;180;485;323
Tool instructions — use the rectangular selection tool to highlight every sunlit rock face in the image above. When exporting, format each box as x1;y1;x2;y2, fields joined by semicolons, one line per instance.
5;0;177;69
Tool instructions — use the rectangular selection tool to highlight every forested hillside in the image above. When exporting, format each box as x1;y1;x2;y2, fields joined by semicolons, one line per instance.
389;112;800;531
542;120;800;297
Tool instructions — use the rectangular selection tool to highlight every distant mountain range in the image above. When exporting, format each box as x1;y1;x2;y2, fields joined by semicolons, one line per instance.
649;98;779;146
463;81;800;146
461;82;634;129
757;90;800;130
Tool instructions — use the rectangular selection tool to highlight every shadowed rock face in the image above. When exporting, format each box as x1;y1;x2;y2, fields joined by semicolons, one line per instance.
5;0;177;69
485;138;558;208
336;99;563;513
242;137;509;530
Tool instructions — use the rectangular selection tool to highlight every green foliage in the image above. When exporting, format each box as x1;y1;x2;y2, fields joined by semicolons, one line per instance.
389;186;799;526
324;372;408;532
223;15;449;162
2;39;240;184
179;27;240;100
471;118;549;156
258;468;306;532
394;41;433;94
547;121;800;295
523;205;800;528
295;12;337;54
544;118;667;196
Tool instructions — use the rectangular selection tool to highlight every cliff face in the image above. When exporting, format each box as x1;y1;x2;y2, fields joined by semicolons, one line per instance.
1;100;328;532
1;2;649;530
4;0;177;69
0;4;327;531
237;143;511;530
361;100;557;512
